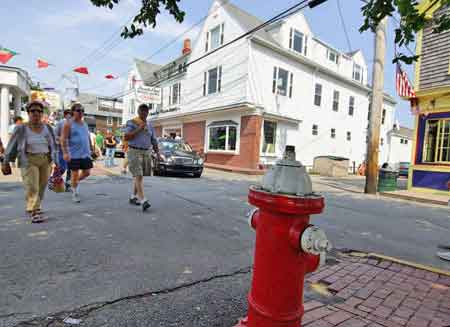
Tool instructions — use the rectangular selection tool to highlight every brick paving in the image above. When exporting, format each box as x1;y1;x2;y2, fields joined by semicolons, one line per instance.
303;255;450;327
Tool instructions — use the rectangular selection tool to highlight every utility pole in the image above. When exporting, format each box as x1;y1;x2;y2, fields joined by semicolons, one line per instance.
365;17;387;194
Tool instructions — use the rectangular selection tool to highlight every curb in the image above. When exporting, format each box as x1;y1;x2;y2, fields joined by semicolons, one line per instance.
316;181;448;207
346;250;450;277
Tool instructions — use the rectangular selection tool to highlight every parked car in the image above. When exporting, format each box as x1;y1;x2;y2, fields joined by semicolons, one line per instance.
153;138;204;177
398;162;410;177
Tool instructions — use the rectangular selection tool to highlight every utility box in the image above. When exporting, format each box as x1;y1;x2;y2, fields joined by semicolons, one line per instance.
313;156;349;177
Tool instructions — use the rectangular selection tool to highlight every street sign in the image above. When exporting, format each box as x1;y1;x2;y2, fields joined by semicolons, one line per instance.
135;86;161;104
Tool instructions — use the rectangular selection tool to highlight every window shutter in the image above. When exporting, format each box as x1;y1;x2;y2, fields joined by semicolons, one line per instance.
304;35;308;55
289;28;293;49
220;23;225;45
169;86;172;106
205;32;209;52
218;66;222;92
289;73;293;98
203;72;207;96
272;67;277;93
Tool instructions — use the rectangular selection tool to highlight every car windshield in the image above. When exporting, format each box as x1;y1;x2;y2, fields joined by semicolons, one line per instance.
159;141;192;152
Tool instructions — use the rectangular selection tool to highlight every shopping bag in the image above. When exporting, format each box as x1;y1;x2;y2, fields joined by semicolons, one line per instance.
48;167;65;193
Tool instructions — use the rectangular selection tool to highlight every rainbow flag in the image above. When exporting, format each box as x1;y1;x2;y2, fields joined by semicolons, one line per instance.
0;47;18;64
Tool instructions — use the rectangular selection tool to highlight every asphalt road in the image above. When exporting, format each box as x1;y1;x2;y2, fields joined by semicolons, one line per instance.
0;169;448;326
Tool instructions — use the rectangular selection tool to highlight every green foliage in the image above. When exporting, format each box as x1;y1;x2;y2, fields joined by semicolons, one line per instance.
360;0;450;64
90;0;185;38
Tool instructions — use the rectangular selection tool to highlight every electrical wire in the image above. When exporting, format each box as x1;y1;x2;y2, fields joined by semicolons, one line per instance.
336;0;352;52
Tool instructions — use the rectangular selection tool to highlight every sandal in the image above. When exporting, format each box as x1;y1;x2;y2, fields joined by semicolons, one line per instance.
30;211;46;224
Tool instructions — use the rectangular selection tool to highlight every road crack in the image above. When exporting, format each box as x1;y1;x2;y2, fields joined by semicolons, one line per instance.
13;266;252;327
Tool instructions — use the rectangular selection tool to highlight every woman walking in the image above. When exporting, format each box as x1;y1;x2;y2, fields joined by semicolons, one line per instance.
104;131;117;167
61;103;93;203
1;101;57;223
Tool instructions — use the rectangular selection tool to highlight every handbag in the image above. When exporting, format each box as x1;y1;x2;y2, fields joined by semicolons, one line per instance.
142;152;153;177
1;163;11;176
48;166;65;193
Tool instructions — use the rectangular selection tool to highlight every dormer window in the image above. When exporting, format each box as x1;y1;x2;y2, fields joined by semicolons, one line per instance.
205;23;225;52
327;50;339;64
353;64;363;83
289;28;307;55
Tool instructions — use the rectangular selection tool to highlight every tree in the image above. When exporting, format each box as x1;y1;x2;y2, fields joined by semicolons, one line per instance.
90;0;185;38
360;0;450;64
91;0;450;64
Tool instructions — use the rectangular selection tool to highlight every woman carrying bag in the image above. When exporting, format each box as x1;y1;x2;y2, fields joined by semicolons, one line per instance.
1;100;58;223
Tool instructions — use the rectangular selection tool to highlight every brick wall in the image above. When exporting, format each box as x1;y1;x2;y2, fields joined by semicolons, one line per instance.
206;115;262;169
95;116;121;134
183;121;206;155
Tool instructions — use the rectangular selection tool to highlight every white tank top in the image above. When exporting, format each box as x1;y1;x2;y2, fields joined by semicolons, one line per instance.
25;125;50;154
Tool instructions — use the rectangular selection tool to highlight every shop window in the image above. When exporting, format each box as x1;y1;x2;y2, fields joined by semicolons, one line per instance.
208;121;237;151
423;119;450;163
262;121;277;154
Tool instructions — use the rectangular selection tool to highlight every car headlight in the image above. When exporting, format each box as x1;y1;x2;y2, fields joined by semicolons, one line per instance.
196;158;204;165
166;157;173;164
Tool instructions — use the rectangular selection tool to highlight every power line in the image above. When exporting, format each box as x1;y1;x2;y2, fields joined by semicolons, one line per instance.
336;0;352;52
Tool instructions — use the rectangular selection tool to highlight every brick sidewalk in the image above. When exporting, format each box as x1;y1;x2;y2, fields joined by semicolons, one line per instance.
303;254;450;327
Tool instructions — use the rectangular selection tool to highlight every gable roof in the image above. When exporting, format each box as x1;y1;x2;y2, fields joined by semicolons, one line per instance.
134;59;162;84
224;1;279;46
390;126;414;139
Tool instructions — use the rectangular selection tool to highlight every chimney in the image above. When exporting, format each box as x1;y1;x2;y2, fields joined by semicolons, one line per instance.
182;38;191;55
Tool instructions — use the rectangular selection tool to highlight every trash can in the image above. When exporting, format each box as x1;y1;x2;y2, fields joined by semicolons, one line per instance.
378;169;398;192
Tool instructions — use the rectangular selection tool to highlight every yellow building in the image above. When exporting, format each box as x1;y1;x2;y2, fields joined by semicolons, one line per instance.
409;0;450;195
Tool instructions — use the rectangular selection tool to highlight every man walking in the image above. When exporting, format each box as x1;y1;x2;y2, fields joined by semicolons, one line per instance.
95;131;104;159
124;104;159;211
61;103;93;203
55;109;72;192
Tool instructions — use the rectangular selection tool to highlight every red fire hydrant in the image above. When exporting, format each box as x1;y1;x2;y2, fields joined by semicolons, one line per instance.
236;146;331;327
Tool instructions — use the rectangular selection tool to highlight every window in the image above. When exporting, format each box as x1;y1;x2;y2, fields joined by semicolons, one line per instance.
314;83;322;106
348;96;355;116
203;66;222;96
380;137;384;146
272;67;292;97
117;118;122;126
107;116;113;126
400;139;404;144
423;119;450;163
327;50;339;64
262;121;277;154
208;122;237;151
312;124;318;136
382;108;386;124
331;128;336;139
347;131;351;141
170;82;181;105
206;23;224;52
353;64;362;82
332;90;339;112
404;139;408;145
289;29;307;55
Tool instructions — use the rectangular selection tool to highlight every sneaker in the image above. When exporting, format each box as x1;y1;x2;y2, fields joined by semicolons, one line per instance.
129;197;140;206
142;201;151;212
72;192;81;203
437;252;450;261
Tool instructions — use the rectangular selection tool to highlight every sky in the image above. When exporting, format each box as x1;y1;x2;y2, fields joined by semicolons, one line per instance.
1;0;415;127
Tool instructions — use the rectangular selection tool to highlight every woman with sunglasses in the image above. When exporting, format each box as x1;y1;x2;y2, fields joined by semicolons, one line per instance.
1;101;58;223
61;103;93;203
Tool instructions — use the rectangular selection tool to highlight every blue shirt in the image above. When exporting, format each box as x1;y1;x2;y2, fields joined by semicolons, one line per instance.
124;119;158;150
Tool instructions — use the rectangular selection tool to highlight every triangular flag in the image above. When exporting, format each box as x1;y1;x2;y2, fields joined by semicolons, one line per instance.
74;67;89;75
37;59;50;69
105;74;117;79
0;47;18;64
